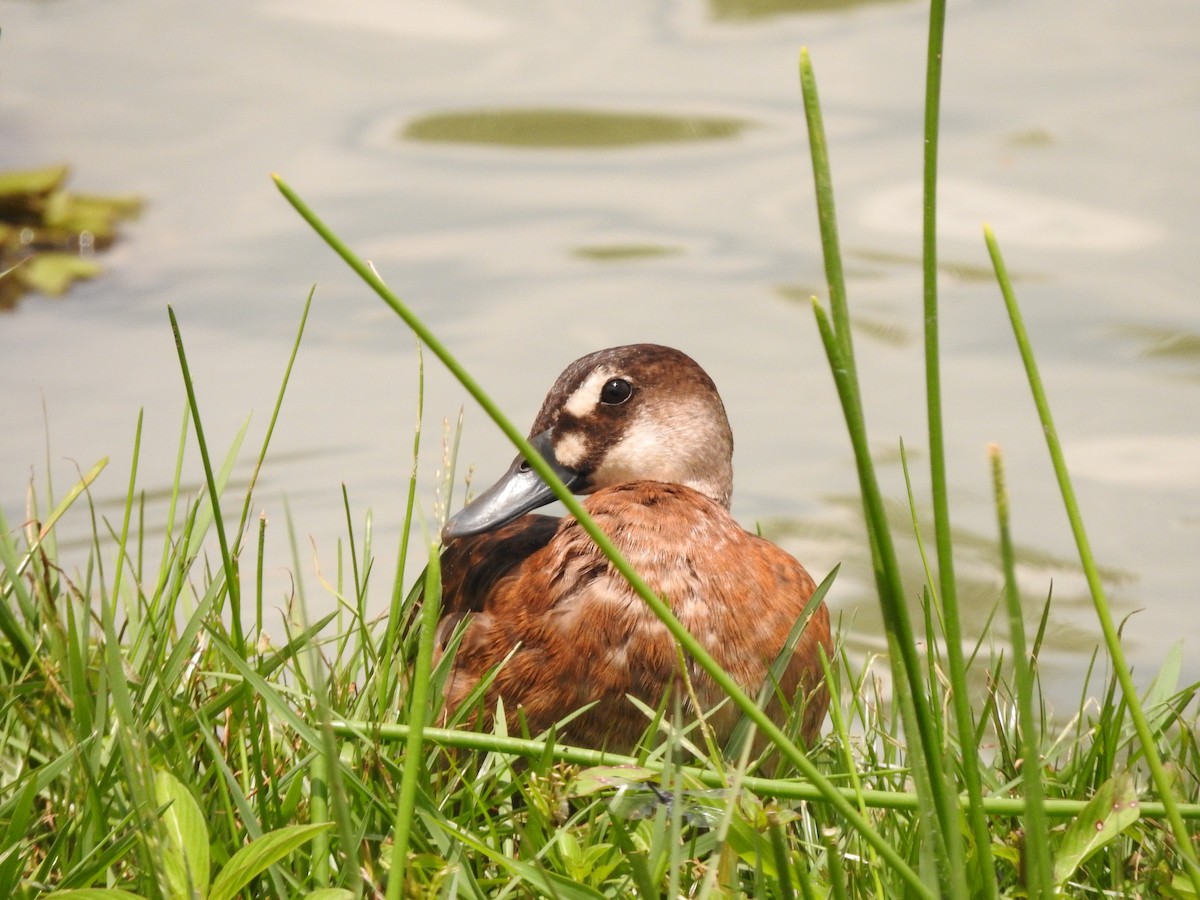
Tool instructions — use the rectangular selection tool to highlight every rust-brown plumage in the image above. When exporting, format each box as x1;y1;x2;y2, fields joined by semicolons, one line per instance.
436;344;831;753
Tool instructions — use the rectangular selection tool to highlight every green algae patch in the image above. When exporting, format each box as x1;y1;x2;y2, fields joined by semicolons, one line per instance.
401;108;753;149
572;244;683;261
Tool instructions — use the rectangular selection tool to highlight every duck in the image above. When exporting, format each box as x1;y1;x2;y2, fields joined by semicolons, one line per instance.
435;343;831;753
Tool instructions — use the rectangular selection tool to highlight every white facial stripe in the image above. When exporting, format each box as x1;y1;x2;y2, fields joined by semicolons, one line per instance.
554;431;589;469
563;368;616;420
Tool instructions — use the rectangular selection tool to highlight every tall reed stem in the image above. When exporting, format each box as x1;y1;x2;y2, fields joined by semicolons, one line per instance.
920;1;996;892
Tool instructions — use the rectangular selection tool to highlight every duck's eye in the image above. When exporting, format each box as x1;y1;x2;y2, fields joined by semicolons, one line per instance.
599;377;633;405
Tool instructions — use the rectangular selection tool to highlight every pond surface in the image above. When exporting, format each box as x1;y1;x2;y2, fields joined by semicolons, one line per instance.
2;0;1198;708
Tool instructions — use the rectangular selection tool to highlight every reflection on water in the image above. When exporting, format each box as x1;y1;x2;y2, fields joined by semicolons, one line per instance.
402;108;754;149
1111;325;1200;384
765;495;1133;607
776;286;915;346
1003;128;1056;149
845;248;1045;284
762;494;1135;708
1117;325;1200;362
709;0;912;19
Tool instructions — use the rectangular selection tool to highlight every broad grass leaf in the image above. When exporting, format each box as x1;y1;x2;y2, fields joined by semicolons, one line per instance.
155;769;210;899
207;822;332;900
40;891;147;899
501;858;608;900
1166;871;1199;899
301;890;356;900
0;773;39;893
438;819;607;900
1052;772;1140;887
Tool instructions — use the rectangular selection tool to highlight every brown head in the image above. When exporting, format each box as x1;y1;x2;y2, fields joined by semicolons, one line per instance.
443;344;735;539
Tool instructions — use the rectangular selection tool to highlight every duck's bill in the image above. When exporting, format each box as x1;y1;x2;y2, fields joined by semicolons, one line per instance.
441;430;583;540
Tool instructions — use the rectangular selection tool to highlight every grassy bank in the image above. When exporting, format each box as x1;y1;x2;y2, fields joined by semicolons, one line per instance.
4;1;1199;897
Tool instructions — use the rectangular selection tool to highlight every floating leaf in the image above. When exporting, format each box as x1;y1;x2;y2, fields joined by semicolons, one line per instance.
0;164;141;307
45;190;143;236
16;253;103;296
0;164;69;208
1052;772;1141;886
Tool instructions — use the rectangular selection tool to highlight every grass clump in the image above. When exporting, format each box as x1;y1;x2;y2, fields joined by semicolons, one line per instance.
3;0;1199;896
1;440;1196;898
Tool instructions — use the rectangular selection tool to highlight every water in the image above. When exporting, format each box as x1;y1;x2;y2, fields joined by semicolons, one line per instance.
2;0;1198;707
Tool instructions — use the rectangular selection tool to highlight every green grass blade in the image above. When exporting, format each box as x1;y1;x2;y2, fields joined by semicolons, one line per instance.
233;285;314;554
0;504;38;667
108;411;142;627
990;445;1052;898
300;599;361;894
3;456;108;589
386;543;442;900
380;343;425;719
168;304;243;651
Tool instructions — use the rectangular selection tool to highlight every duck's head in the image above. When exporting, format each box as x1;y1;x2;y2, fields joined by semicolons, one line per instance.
442;343;734;540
